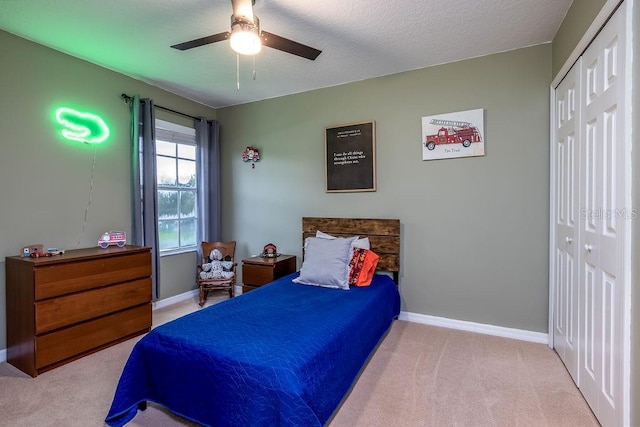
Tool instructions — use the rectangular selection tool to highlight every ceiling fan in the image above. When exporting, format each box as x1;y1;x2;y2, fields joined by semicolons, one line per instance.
170;0;322;61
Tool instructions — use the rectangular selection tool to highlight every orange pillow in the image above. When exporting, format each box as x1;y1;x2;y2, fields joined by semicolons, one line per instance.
348;248;379;286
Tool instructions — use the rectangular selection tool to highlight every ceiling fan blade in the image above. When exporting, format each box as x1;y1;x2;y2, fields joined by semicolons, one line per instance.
261;31;321;60
171;32;230;51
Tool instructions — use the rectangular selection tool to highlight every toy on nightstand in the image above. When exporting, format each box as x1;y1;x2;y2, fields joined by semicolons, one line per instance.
260;243;280;258
98;231;127;248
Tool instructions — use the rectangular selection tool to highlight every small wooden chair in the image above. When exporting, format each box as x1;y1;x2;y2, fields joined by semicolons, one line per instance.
197;241;236;306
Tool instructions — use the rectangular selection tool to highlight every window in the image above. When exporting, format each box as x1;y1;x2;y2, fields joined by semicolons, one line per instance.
155;121;198;253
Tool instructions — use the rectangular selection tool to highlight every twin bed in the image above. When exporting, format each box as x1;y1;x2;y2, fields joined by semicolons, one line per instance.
106;217;401;426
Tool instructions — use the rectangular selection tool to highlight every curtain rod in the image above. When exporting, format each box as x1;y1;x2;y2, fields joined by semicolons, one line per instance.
120;93;201;121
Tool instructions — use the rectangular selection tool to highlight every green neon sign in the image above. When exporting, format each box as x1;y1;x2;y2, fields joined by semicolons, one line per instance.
55;107;110;144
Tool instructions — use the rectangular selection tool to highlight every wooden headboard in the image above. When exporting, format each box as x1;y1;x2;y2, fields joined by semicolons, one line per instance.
302;217;401;284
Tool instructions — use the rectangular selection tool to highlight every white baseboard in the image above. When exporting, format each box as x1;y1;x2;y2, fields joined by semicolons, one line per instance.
152;289;199;310
398;311;548;344
153;285;242;310
0;305;548;364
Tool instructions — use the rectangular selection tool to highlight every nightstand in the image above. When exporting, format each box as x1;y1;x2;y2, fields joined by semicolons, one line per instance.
241;254;296;293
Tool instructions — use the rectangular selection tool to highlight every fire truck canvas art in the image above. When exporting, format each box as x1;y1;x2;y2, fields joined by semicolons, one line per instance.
421;108;485;161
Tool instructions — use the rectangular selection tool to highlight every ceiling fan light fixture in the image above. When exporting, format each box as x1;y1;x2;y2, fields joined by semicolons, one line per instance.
230;16;261;55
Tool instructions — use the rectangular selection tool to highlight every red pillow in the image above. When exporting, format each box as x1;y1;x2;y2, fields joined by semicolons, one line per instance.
348;248;379;286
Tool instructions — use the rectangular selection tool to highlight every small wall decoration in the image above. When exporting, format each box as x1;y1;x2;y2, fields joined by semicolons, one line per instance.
242;146;260;168
55;107;110;144
421;108;485;161
325;121;376;192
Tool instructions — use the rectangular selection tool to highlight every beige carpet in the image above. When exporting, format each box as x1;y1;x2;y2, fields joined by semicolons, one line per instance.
0;292;598;427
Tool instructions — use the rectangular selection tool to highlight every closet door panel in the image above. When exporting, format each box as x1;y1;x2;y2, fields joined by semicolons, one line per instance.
553;61;580;382
577;5;626;426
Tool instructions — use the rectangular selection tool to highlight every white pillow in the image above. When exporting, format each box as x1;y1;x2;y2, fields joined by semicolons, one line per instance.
353;237;370;250
315;230;336;239
316;230;370;261
293;236;357;290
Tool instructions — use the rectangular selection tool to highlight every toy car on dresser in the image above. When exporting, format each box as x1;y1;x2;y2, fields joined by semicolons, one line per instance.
98;231;127;248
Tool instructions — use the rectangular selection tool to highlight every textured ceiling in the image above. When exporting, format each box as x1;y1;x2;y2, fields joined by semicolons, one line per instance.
0;0;572;108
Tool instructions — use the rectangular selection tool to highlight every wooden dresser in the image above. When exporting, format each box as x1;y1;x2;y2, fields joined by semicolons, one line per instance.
5;245;152;377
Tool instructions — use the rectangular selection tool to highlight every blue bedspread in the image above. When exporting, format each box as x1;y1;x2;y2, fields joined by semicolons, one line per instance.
105;272;400;427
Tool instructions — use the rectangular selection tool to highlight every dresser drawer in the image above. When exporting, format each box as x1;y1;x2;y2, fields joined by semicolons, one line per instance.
34;252;151;300
35;278;151;334
242;264;274;286
35;304;151;369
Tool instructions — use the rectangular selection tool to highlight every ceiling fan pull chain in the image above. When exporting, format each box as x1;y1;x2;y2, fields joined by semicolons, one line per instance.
236;53;240;90
253;55;257;80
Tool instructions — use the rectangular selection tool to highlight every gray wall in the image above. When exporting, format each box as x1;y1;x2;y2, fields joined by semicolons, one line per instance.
552;0;607;76
159;252;200;300
218;44;552;333
0;30;216;350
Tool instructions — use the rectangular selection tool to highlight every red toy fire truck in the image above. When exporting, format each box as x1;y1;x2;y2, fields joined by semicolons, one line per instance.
98;231;127;249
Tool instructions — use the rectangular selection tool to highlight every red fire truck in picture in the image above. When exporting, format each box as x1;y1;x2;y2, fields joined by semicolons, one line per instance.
424;119;482;150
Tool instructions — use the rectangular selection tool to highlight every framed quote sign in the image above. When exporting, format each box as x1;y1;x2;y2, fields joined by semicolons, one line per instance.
325;121;376;192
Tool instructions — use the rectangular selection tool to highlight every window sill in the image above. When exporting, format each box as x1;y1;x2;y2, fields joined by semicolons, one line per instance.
159;247;197;257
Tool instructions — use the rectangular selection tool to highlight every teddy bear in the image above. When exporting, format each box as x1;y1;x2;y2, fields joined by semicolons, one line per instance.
200;248;234;280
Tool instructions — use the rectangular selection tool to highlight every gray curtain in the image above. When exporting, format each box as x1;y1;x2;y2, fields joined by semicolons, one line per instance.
130;96;161;299
195;118;222;251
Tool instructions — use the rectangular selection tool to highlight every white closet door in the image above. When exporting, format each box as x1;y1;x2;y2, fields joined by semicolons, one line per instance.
578;4;627;426
553;60;580;383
